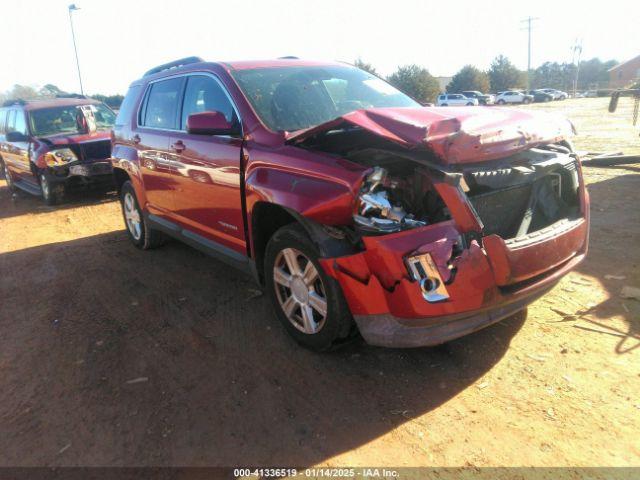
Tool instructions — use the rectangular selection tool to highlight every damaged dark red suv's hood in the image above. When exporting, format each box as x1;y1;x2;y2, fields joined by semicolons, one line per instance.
287;107;575;165
39;131;111;146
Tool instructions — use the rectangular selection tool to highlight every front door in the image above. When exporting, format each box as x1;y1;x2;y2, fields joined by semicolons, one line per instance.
135;76;186;216
3;110;34;184
169;74;245;254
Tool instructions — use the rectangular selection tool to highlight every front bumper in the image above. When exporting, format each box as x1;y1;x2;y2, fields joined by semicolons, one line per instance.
320;212;589;348
48;160;113;183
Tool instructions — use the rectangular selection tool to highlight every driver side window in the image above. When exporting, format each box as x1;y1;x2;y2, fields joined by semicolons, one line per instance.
181;75;235;130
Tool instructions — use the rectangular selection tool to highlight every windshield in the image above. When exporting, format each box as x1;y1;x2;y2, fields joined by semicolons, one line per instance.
231;65;420;132
29;104;116;137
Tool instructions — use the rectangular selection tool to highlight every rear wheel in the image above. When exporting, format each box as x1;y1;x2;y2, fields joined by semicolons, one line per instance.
497;99;506;105
1;159;16;192
120;181;165;249
466;102;474;106
523;98;531;104
265;224;354;351
441;103;448;107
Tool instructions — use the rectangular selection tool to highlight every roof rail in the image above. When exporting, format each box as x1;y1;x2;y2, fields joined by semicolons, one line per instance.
143;56;204;77
2;99;27;107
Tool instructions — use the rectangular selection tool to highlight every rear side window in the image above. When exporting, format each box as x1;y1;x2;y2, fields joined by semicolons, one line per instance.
115;85;142;127
141;77;183;129
14;110;28;135
180;75;235;129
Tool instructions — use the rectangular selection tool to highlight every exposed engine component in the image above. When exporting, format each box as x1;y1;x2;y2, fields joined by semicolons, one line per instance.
354;166;428;233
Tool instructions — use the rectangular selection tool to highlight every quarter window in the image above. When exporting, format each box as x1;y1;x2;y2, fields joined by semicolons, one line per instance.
181;75;235;130
0;109;6;134
142;77;183;129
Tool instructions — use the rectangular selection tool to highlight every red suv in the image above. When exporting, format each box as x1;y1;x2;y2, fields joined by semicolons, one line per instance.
0;98;116;204
111;57;589;351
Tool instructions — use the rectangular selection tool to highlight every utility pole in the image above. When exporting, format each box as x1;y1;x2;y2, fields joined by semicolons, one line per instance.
68;4;84;95
571;39;583;97
521;17;539;92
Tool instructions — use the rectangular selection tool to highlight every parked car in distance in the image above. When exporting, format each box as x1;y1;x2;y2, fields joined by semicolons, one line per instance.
462;91;495;105
436;94;478;106
495;91;534;104
0;98;116;204
527;90;554;102
111;57;589;351
541;88;568;100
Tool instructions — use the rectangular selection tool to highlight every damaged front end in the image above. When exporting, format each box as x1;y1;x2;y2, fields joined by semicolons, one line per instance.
290;107;589;347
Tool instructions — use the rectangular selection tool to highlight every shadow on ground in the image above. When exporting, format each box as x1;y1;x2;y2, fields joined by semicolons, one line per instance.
0;229;525;466
571;170;640;353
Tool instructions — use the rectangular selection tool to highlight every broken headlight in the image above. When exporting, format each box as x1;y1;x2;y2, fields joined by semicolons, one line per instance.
44;148;78;166
354;167;427;233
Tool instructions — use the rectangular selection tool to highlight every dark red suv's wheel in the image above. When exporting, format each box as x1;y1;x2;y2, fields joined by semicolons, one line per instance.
120;181;165;249
264;224;354;351
1;159;16;192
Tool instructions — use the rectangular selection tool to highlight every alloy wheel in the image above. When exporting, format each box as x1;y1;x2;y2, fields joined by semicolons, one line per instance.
273;247;328;334
123;191;142;241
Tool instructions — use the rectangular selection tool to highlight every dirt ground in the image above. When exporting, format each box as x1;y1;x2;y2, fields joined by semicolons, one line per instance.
0;97;638;468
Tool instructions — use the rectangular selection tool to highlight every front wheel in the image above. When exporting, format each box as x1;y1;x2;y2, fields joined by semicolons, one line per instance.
497;99;506;105
265;224;354;351
466;102;474;106
39;173;63;205
441;103;448;107
120;180;165;249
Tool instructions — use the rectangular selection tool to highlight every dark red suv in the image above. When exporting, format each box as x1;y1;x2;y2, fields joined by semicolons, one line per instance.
111;57;589;351
0;98;115;204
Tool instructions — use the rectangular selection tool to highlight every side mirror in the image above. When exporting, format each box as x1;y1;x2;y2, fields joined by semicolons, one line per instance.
187;111;235;136
5;131;29;142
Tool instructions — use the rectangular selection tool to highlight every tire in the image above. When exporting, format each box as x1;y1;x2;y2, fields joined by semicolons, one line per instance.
497;99;505;105
120;180;165;249
441;103;448;107
466;102;474;106
1;159;17;192
264;224;354;351
39;173;63;205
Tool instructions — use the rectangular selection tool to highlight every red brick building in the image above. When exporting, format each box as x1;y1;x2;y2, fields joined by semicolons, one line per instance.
609;54;640;88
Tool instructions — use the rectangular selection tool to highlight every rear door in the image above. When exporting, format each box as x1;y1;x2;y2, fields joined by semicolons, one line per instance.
135;76;185;216
168;74;246;254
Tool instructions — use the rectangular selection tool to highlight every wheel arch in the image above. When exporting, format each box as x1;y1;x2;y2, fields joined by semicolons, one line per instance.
250;201;358;285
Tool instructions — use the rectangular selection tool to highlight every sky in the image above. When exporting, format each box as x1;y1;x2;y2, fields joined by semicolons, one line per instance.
1;0;638;95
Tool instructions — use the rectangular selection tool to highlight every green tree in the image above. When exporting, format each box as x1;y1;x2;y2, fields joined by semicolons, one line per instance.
91;94;124;109
354;58;378;76
387;65;440;103
446;65;490;93
488;55;525;92
39;84;68;98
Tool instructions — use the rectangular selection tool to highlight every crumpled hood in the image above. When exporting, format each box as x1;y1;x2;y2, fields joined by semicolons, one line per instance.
287;106;575;165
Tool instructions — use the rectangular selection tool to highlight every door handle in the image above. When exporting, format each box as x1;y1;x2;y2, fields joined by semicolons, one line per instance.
171;140;186;153
132;134;141;144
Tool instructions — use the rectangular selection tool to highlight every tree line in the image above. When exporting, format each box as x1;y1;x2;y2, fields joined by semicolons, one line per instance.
357;55;617;104
1;55;618;109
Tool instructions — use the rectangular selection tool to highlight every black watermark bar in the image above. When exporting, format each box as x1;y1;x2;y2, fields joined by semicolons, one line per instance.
0;468;638;480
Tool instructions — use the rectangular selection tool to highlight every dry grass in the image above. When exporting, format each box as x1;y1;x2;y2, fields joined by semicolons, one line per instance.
520;97;640;155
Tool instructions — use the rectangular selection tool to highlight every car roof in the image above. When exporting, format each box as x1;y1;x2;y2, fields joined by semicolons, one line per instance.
1;98;101;112
135;57;353;85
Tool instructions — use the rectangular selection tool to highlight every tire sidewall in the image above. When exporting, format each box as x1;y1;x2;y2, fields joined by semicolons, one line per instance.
264;225;352;351
120;181;147;249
